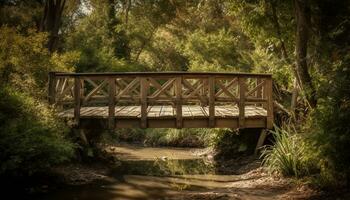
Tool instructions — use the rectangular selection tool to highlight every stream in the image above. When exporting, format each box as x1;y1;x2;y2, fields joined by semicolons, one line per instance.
33;144;298;200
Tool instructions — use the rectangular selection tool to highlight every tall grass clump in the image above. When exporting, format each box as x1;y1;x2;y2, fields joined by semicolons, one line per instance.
261;126;317;178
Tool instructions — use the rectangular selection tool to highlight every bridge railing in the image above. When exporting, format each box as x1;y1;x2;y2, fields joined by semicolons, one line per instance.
48;72;273;129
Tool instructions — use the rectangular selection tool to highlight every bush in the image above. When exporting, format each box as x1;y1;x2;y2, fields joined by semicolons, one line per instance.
309;62;350;186
0;87;75;176
261;126;317;177
114;128;216;147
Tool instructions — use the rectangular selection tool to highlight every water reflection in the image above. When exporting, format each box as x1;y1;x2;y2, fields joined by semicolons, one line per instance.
113;158;215;176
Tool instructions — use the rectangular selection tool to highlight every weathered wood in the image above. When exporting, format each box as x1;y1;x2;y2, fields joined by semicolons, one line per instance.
108;78;116;129
48;72;56;104
117;77;140;98
176;76;183;128
149;78;175;98
83;80;108;104
74;77;81;125
266;78;274;129
238;77;246;128
215;78;237;97
208;76;215;127
246;79;265;97
51;72;274;130
85;78;108;96
140;77;148;128
255;129;267;155
148;77;173;97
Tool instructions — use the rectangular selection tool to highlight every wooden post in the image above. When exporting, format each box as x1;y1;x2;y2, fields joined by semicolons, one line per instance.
266;77;273;129
140;77;148;128
208;76;215;127
48;72;56;105
255;129;267;155
74;76;81;126
201;79;208;106
108;77;116;130
176;76;183;128
256;78;262;107
238;76;246;128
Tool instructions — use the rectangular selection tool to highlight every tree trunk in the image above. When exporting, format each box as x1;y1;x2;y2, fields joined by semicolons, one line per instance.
294;0;317;108
39;0;66;52
269;1;301;113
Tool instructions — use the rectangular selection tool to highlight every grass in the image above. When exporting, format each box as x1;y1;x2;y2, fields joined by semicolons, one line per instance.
261;126;317;178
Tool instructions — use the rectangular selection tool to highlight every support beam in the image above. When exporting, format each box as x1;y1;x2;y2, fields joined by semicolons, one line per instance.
74;77;81;125
238;77;246;128
48;72;56;104
266;78;273;129
255;129;268;155
140;77;148;128
208;76;215;127
176;76;183;128
108;78;116;129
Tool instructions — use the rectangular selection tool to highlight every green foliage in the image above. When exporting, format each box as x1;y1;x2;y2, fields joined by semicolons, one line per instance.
261;126;317;177
184;29;250;72
0;87;75;176
0;26;78;92
144;128;215;147
309;56;350;186
115;128;217;147
210;129;261;158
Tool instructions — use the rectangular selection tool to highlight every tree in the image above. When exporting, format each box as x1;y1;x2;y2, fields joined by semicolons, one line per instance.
39;0;66;52
294;0;317;108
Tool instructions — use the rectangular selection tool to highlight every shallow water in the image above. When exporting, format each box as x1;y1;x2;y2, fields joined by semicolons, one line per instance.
33;144;290;200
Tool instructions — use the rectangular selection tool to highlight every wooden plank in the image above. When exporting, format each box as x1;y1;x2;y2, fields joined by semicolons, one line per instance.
54;72;272;78
148;77;173;97
246;79;265;97
74;77;81;125
238;77;246;128
215;78;237;97
176;76;182;128
85;78;108;96
140;77;148;128
108;78;116;129
255;129;267;155
208;76;215;127
149;78;175;98
48;72;56;104
83;80;108;104
266;78;273;129
117;77;140;98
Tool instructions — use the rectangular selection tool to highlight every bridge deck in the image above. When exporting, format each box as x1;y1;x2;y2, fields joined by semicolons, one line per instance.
59;105;267;128
59;105;266;118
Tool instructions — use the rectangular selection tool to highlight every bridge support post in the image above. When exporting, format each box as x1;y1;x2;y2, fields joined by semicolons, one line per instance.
208;76;215;127
176;76;183;128
140;77;149;128
238;77;246;128
108;77;116;130
255;129;268;155
74;77;81;126
48;72;56;105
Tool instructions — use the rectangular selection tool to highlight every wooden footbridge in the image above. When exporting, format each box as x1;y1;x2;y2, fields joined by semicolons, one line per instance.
48;72;273;131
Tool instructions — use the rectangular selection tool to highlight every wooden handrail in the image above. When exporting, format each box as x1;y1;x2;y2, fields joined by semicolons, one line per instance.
52;71;272;77
48;71;273;129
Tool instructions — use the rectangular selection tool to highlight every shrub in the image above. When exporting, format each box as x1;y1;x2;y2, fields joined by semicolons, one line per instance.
261;126;317;177
0;87;75;176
